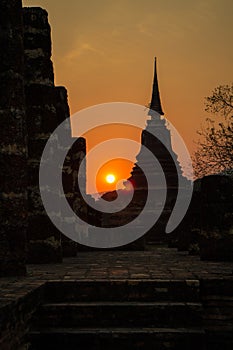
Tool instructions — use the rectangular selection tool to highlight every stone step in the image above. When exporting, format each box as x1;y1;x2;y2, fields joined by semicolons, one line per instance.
201;281;233;330
33;301;203;328
44;280;200;302
202;302;233;335
200;279;233;297
205;329;233;350
200;280;233;347
28;327;206;350
202;295;233;303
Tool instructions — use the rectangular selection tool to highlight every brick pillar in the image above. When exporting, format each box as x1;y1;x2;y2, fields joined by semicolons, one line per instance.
54;87;77;257
23;8;62;263
0;0;27;276
56;87;88;256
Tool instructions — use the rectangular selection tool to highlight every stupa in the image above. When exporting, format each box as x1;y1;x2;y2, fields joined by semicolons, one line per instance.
101;58;189;245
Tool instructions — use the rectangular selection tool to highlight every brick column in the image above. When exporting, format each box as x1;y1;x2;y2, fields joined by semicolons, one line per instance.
56;87;88;255
0;0;27;276
23;8;62;263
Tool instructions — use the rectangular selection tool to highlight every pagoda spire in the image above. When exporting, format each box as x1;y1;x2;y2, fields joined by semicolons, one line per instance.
149;57;164;115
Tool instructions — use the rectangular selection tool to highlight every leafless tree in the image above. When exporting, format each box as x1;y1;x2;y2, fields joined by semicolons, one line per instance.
193;84;233;178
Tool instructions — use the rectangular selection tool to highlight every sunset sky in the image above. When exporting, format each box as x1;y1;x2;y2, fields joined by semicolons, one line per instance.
23;0;233;193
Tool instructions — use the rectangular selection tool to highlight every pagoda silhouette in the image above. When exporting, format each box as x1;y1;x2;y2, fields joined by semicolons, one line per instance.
101;58;189;245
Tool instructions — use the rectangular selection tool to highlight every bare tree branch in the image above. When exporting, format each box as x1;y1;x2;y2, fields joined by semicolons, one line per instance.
193;83;233;178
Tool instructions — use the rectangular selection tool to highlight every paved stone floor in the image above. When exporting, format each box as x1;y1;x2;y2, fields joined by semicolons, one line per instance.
1;247;233;305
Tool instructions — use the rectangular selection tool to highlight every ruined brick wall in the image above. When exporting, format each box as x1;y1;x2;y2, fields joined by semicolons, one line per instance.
23;7;89;262
170;175;233;260
23;7;63;263
55;86;88;256
62;136;87;255
0;0;28;276
0;3;89;273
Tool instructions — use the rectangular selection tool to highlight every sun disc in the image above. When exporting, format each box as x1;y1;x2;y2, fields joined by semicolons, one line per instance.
106;174;115;184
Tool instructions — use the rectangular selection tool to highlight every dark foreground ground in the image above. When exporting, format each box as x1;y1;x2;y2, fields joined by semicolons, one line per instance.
1;247;233;350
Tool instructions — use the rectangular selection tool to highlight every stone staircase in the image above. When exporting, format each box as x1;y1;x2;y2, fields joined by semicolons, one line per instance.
201;278;233;350
28;280;206;349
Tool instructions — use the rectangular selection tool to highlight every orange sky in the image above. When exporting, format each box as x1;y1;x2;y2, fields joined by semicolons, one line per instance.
23;0;233;193
81;122;142;193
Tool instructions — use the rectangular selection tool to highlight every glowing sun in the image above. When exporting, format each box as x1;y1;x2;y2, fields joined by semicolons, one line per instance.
106;174;116;184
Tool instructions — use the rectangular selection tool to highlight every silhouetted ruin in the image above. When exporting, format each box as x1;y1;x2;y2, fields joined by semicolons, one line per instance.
0;0;28;276
0;3;86;273
0;2;233;349
24;7;62;263
101;58;191;246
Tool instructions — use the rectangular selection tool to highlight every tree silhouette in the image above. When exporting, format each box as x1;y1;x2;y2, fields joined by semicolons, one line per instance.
193;84;233;178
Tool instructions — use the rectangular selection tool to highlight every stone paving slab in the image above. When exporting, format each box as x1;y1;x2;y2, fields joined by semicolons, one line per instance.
0;247;233;303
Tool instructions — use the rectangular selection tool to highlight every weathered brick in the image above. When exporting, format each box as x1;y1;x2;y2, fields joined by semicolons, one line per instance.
0;0;27;277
